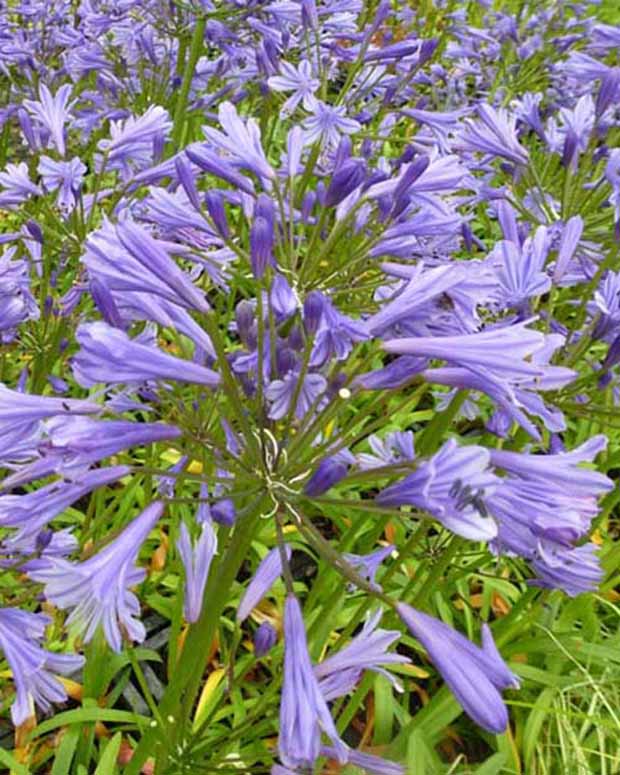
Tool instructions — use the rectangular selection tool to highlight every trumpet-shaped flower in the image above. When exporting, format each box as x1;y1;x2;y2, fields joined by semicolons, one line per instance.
72;321;220;388
23;84;75;156
279;595;348;769
0;608;84;725
237;545;292;623
378;439;498;541
176;521;217;622
397;603;519;733
30;502;164;653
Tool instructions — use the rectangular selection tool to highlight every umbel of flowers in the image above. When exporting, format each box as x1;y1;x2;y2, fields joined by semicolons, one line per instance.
0;1;617;773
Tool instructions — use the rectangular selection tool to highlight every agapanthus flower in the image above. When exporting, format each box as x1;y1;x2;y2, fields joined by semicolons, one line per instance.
383;320;548;384
378;439;498;541
202;101;274;183
23;84;75;156
314;610;408;700
0;608;84;725
343;544;395;590
279;595;348;769
98;105;172;174
357;432;415;470
0;466;130;547
310;295;368;366
82;219;210;314
72;321;220;388
254;622;278;657
321;746;404;775
237;545;292;623
268;60;320;113
266;371;327;420
552;215;584;283
38;156;87;211
0;383;100;445
30;501;164;653
303;102;361;148
397;603;519;733
491;227;551;309
0;247;39;334
456;104;529;166
176;520;217;622
0;162;41;208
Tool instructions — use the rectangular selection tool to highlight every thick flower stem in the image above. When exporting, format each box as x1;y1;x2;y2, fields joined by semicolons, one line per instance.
172;16;207;147
126;496;268;775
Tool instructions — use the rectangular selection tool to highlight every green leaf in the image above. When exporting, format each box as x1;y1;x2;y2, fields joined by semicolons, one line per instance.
51;726;81;775
373;674;395;746
0;748;30;775
474;752;508;775
30;708;148;739
94;732;122;775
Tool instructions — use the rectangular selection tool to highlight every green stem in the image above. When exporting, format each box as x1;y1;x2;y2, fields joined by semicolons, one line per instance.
172;16;206;147
125;496;268;775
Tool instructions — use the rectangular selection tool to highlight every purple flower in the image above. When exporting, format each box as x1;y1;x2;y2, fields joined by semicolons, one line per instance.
83;219;210;314
553;216;584;283
0;247;39;333
30;501;164;653
456;104;529;166
321;746;404;775
378;439;498;541
0;608;84;725
491;228;551;308
38;156;86;211
0;466;130;548
176;521;217;622
98;105;172;174
304;456;349;496
72;321;220;388
186;144;256;195
211;498;236;526
279;595;348;769
237;545;292;623
268;60;320;113
355;356;427;390
397;603;519;733
325;158;366;207
357;431;415;470
0;383;100;444
343;544;395;590
254;622;278;657
489;435;612;495
266;371;327;420
368;266;467;335
23;84;75;156
303;102;361;148
0;163;41;208
250;215;274;279
314;610;408;700
310;296;368;366
383;320;547;383
2;417;180;489
202;102;274;183
531;542;603;597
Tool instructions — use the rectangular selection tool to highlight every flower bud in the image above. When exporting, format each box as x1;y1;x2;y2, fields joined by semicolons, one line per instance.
303;291;325;335
205;190;229;239
304;456;348;496
235;300;255;345
254;622;277;657
250;216;273;280
211;498;236;526
325;159;366;207
174;154;202;211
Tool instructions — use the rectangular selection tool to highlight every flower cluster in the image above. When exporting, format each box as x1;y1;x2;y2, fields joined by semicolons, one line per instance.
0;1;617;773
